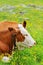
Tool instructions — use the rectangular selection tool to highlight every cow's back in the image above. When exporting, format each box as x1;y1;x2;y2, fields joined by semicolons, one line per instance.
0;21;18;31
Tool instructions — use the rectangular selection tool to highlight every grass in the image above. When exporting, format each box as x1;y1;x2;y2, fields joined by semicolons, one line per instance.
0;0;43;65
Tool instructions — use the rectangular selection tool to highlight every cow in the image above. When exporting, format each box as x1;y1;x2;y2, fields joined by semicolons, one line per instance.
0;21;36;54
0;21;36;62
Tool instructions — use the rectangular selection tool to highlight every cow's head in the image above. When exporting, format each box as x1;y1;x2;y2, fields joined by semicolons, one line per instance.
18;21;36;48
8;21;36;48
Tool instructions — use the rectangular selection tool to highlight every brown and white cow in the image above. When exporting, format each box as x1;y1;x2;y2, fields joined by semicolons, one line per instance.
0;20;36;50
0;20;36;62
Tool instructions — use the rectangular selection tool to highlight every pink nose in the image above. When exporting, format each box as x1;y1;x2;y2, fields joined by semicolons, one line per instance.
29;42;36;48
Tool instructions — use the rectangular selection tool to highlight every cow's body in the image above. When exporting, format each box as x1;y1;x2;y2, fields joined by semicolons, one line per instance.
0;30;15;54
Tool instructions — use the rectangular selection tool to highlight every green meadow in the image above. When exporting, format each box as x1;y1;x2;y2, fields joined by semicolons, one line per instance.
0;0;43;65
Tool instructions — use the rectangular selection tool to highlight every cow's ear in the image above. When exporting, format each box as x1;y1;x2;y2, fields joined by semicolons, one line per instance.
8;27;14;32
23;20;26;28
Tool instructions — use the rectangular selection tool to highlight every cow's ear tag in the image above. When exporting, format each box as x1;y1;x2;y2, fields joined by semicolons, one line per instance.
8;27;14;32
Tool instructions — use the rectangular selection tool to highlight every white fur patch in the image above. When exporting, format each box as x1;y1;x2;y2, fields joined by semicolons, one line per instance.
2;56;10;62
18;24;36;47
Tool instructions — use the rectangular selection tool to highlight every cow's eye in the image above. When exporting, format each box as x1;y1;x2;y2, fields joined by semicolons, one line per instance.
25;34;28;36
24;34;28;36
